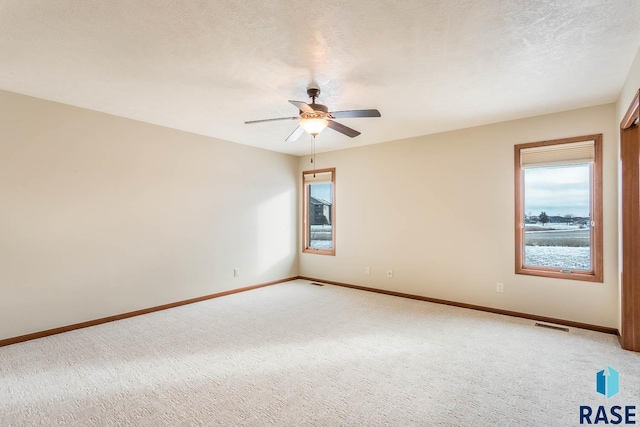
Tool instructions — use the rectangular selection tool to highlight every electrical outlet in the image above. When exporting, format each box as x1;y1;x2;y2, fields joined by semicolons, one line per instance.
365;266;371;275
233;268;239;277
496;283;504;293
387;269;393;278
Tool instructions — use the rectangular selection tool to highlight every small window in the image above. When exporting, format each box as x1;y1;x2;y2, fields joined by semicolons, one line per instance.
303;168;335;255
514;135;603;282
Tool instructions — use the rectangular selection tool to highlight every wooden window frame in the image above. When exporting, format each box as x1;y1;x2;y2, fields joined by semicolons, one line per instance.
302;168;336;256
514;134;603;282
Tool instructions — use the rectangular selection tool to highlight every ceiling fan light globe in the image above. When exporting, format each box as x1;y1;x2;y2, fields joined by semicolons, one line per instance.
300;118;328;136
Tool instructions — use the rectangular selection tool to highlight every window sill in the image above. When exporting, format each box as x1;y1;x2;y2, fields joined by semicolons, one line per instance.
303;248;335;256
516;266;603;283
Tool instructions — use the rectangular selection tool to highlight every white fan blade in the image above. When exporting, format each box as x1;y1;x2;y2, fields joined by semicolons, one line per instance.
286;126;305;142
289;100;315;114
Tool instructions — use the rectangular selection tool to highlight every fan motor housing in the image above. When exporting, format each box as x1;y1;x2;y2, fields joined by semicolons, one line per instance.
307;87;321;99
309;103;328;113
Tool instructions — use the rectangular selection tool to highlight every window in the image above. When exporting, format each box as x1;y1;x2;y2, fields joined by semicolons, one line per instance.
303;168;335;255
514;135;603;282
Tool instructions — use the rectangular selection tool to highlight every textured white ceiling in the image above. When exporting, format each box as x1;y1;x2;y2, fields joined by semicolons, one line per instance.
1;1;639;156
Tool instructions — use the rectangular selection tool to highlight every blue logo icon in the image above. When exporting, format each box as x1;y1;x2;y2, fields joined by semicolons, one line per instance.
596;366;619;398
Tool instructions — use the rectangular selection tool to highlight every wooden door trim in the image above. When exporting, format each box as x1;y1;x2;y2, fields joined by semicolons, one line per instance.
621;90;639;130
620;89;640;351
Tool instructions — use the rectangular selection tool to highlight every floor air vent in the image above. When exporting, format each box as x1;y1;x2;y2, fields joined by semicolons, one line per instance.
309;282;325;286
535;323;569;332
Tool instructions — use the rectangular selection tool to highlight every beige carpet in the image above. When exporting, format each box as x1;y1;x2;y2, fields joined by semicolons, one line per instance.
1;279;639;426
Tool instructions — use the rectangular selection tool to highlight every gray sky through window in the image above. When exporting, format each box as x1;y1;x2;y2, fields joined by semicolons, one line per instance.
524;164;590;218
310;183;332;203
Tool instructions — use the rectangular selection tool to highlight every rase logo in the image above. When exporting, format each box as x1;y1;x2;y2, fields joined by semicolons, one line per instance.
597;366;620;399
580;366;637;425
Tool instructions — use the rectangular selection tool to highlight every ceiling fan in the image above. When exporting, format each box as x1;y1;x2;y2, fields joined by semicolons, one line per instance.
245;86;381;142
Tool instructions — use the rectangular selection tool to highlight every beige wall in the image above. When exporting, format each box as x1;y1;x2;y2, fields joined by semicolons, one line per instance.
300;104;618;328
0;90;299;340
0;86;625;340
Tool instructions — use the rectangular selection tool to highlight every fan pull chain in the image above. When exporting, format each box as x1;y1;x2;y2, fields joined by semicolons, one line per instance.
311;135;316;177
